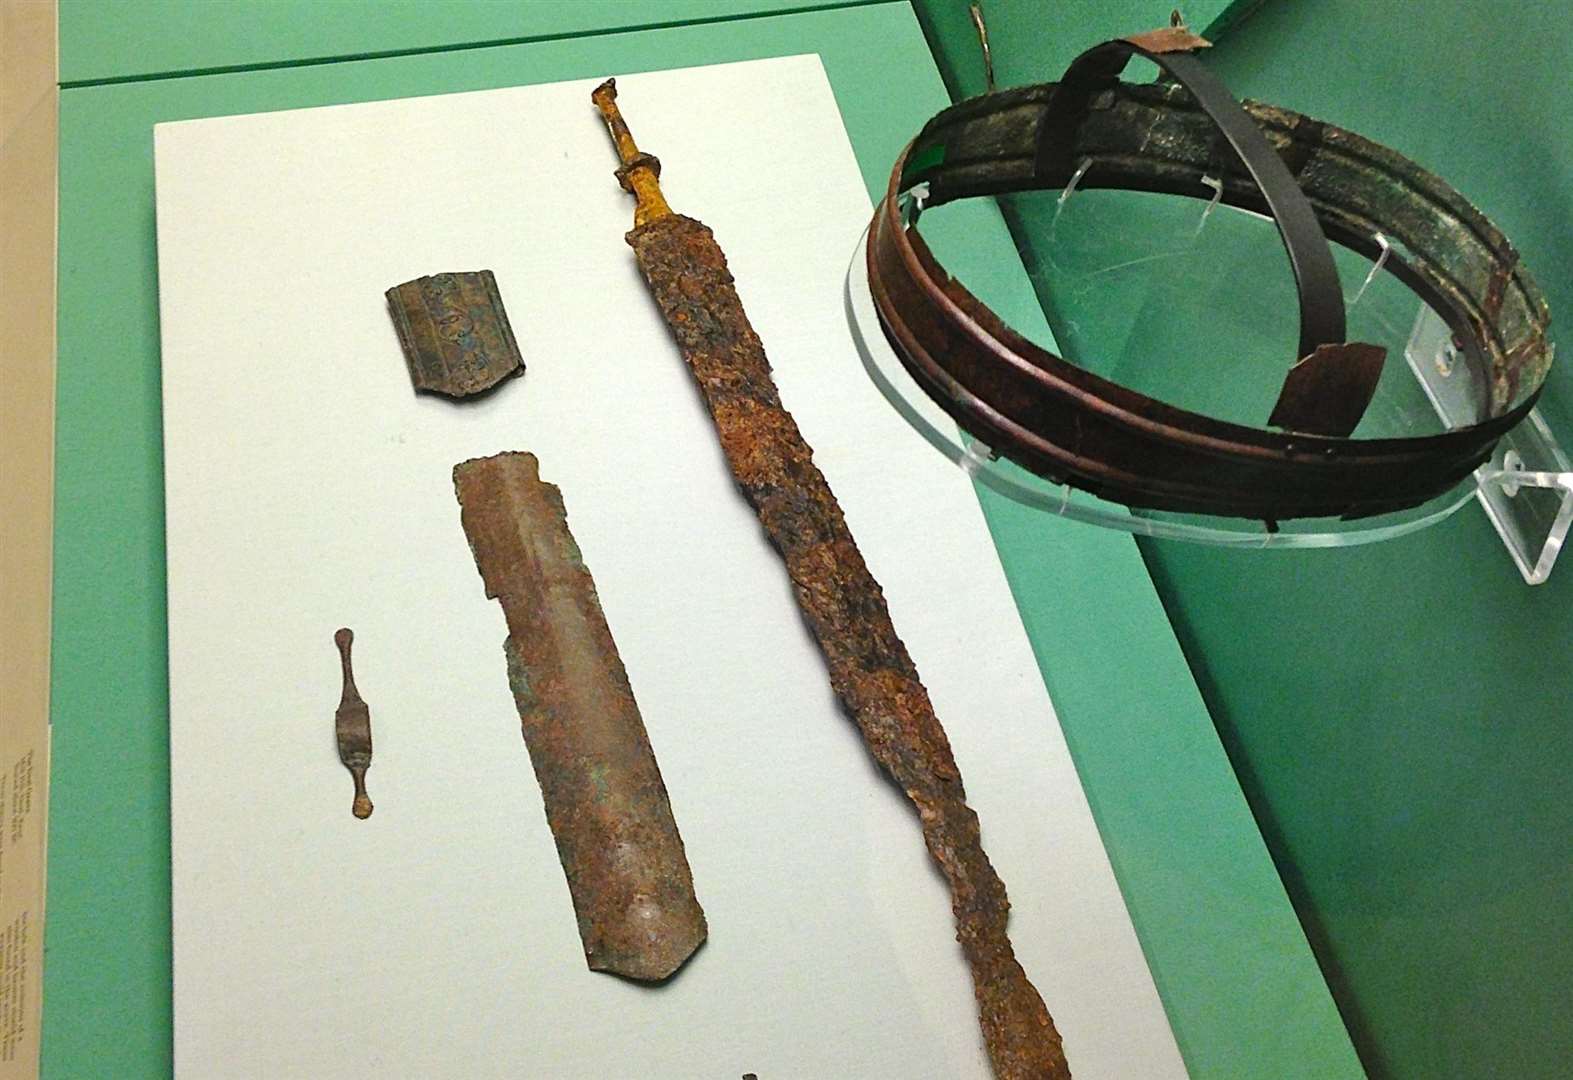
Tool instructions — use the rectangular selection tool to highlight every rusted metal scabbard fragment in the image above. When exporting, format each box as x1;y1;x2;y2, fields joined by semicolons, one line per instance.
386;270;524;398
453;451;705;982
594;80;1067;1078
334;628;374;819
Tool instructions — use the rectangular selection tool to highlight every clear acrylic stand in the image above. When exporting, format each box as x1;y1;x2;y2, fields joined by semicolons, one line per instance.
1404;308;1571;583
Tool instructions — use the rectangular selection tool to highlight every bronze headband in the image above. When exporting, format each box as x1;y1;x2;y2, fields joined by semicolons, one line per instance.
866;30;1551;521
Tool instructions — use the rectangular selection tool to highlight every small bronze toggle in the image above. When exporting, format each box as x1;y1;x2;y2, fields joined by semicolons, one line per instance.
334;627;374;819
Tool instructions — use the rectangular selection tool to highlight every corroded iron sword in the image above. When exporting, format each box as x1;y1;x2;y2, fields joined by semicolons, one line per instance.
592;79;1069;1079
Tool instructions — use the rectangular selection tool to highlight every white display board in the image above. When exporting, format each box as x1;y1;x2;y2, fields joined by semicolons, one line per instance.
154;56;1185;1079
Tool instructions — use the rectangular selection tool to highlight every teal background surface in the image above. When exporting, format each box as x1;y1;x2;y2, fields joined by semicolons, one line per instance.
56;0;860;83
46;2;1354;1077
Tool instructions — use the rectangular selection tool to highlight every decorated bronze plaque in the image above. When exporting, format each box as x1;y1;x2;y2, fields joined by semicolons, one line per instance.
386;270;524;398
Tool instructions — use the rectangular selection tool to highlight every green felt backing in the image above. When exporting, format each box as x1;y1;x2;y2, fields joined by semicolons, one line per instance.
48;2;1356;1076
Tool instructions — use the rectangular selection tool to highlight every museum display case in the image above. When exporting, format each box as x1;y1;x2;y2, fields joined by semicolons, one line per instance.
8;3;1566;1078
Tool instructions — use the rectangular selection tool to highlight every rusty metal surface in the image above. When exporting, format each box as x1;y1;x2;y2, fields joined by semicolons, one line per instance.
453;450;705;982
333;627;373;820
1122;25;1210;54
594;82;1067;1079
386;270;524;398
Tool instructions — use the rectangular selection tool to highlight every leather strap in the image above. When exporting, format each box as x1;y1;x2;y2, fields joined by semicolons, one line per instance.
1036;36;1347;363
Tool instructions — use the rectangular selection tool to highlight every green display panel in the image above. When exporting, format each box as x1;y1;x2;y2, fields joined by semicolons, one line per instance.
48;2;1356;1076
57;0;865;84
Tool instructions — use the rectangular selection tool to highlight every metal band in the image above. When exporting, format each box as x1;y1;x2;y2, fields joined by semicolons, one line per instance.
869;39;1549;521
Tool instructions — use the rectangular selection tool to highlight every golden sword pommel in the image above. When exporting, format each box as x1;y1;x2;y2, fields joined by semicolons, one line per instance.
591;78;673;227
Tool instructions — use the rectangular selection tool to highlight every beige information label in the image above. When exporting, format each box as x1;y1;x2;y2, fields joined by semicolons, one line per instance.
0;2;57;1078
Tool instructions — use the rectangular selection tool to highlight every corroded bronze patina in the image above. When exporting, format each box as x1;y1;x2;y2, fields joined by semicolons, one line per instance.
386;270;524;397
453;450;705;982
333;627;373;820
593;79;1067;1079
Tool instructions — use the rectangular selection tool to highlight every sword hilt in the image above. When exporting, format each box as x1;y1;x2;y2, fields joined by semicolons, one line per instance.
592;79;673;227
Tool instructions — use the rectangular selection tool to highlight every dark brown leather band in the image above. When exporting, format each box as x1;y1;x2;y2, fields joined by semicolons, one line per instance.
1038;36;1349;365
867;41;1549;521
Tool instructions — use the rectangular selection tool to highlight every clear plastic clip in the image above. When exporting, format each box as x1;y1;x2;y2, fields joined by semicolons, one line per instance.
1050;158;1093;236
1350;233;1391;308
1193;175;1223;237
